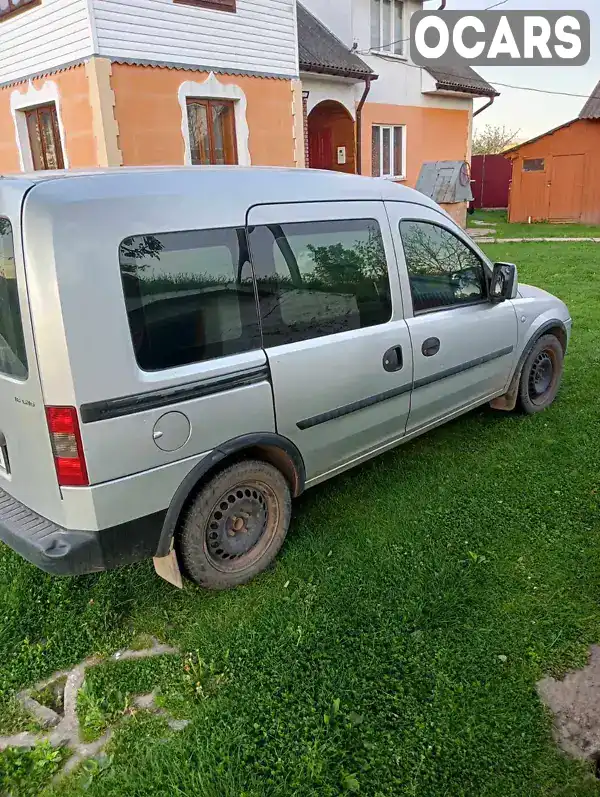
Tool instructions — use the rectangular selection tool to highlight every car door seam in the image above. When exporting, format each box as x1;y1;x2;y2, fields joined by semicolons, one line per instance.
296;346;514;430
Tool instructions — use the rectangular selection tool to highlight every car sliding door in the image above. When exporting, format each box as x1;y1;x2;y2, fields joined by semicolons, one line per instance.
246;201;413;485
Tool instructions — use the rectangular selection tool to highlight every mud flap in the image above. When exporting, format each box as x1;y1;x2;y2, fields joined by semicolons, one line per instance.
153;548;183;589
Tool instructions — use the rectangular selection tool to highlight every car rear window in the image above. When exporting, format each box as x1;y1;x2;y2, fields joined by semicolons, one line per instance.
0;218;28;379
118;228;261;371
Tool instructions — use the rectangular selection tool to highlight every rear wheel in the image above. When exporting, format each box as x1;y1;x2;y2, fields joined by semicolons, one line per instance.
517;334;564;415
178;460;291;590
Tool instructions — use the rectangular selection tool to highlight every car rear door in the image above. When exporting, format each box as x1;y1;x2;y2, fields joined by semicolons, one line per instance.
0;182;64;522
246;201;413;484
386;201;519;433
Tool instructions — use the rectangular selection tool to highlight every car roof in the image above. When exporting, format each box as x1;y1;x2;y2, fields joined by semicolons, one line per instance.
0;166;440;211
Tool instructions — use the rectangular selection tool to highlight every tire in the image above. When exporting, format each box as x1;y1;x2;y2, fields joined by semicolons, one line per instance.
517;334;564;415
178;459;291;590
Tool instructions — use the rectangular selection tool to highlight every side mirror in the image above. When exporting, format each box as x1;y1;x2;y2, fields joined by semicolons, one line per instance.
490;262;517;303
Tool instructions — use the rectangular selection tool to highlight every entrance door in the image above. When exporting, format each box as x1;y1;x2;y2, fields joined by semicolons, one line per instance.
549;154;585;221
309;128;333;170
246;201;413;484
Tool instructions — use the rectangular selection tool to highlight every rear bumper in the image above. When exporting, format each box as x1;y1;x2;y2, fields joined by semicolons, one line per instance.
0;487;165;576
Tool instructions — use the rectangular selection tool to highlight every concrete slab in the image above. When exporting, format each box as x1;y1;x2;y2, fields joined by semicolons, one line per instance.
0;637;186;782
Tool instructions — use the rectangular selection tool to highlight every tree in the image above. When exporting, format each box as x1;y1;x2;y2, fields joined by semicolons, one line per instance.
472;124;520;155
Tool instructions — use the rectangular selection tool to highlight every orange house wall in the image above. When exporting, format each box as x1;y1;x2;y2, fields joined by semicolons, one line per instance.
110;64;296;167
0;66;96;173
507;119;600;224
360;102;470;187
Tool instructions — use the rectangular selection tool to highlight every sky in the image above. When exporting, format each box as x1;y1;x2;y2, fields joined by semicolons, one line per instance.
422;0;599;142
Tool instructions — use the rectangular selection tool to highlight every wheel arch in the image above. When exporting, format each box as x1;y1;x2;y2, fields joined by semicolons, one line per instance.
491;318;568;412
155;433;306;557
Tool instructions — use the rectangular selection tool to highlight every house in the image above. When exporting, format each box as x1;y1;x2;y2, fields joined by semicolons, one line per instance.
504;81;600;224
0;0;301;172
0;0;496;227
298;0;497;225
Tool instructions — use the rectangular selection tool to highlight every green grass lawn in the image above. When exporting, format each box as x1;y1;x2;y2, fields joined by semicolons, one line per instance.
468;209;600;240
1;243;600;796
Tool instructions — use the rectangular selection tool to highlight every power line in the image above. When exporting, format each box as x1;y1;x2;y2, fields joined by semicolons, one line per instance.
379;58;599;101
350;1;598;104
352;47;599;103
486;81;596;100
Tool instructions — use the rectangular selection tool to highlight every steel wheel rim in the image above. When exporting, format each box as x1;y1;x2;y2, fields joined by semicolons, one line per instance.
528;349;557;405
203;479;279;573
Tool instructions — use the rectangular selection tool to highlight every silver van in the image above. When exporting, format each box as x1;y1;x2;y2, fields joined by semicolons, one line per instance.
0;168;571;590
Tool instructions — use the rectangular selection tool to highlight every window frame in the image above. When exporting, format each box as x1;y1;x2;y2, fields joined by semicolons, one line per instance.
174;0;236;12
370;0;405;56
0;0;40;22
372;124;406;180
523;158;545;172
23;103;65;170
186;98;238;166
399;218;491;316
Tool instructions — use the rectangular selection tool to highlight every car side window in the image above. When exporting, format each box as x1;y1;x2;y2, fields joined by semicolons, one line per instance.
399;220;488;314
119;227;260;371
247;218;392;347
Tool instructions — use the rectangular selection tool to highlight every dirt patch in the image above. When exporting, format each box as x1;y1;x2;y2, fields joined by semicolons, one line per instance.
537;645;600;762
31;675;68;716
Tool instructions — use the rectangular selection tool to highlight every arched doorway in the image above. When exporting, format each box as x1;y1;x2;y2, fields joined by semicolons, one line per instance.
308;100;356;174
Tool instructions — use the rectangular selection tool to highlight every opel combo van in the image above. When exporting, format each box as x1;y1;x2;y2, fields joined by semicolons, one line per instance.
0;168;571;589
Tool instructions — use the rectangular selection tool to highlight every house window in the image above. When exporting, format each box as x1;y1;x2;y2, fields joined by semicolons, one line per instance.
523;158;545;172
24;104;64;170
0;0;39;22
371;0;404;55
186;99;238;166
174;0;236;12
372;125;405;179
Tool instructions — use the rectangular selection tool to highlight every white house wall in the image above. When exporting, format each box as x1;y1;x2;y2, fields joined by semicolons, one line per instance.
0;0;93;85
300;0;354;47
92;0;299;78
301;75;358;118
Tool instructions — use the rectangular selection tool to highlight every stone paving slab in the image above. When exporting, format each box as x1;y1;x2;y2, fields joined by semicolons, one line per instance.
473;237;600;244
0;637;186;783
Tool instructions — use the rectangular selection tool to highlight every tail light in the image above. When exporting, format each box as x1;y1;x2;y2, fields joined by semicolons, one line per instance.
45;406;89;487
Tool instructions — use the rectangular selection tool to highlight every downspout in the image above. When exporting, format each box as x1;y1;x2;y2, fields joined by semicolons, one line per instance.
474;96;495;117
356;75;374;175
438;1;446;8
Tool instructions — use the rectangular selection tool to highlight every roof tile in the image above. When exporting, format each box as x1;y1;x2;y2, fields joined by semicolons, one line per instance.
579;79;600;119
424;64;498;98
297;3;374;80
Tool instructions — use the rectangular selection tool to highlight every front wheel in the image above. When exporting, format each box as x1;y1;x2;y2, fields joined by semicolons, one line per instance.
178;460;291;590
517;334;564;415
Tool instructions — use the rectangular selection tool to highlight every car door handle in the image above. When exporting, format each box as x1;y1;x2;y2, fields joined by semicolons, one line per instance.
383;345;403;372
422;337;441;357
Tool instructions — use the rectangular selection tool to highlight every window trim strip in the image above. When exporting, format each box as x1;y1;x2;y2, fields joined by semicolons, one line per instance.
80;365;269;424
296;346;514;430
